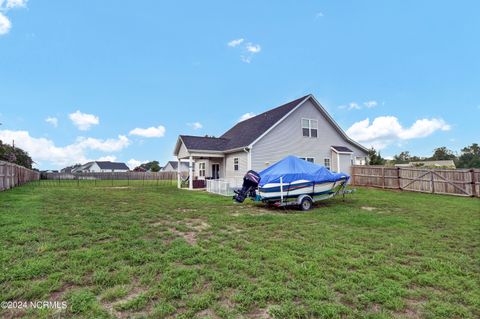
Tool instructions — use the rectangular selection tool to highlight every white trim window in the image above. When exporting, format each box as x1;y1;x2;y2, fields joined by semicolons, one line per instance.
233;158;239;171
300;157;315;163
355;156;366;165
198;162;206;177
324;157;331;170
302;118;318;138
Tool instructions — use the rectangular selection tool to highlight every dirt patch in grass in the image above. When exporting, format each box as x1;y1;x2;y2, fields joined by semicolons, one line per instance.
49;283;80;300
101;280;150;319
393;297;427;319
229;205;277;216
361;206;377;211
0;309;28;319
175;208;198;213
196;308;220;318
248;307;273;318
170;218;211;245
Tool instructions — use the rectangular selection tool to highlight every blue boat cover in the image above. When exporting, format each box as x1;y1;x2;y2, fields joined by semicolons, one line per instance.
258;155;349;186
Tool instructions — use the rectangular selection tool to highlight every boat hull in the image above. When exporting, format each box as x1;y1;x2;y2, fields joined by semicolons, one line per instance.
258;178;346;202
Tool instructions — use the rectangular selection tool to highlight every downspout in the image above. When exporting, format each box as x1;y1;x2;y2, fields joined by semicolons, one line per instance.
243;147;252;171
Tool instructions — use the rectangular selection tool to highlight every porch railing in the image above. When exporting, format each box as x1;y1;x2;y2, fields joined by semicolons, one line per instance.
206;179;238;196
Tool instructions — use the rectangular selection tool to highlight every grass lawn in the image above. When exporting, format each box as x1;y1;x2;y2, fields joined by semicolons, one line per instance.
0;184;479;318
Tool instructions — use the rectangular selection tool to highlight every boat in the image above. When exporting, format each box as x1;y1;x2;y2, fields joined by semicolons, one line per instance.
233;155;350;210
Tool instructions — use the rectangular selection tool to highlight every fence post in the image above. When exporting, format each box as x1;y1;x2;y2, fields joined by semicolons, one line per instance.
471;169;477;197
397;167;401;190
430;170;435;194
382;167;385;189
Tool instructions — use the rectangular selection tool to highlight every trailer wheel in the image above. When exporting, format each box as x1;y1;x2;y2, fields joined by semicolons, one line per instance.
300;197;313;211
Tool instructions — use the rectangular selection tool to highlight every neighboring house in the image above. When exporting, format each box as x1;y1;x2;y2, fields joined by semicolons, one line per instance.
173;94;368;189
72;161;130;173
395;160;456;169
61;164;81;173
162;161;189;173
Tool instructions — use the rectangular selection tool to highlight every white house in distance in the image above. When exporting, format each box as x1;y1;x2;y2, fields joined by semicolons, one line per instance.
173;94;369;189
162;161;189;173
72;161;130;173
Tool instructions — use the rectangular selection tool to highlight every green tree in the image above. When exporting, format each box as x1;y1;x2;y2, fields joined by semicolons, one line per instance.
0;140;34;169
457;143;480;168
393;151;411;164
430;147;456;161
135;161;161;172
367;148;385;165
392;151;423;164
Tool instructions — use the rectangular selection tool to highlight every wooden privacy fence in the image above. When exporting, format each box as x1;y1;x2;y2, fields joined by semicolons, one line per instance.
0;160;40;191
351;166;480;197
40;171;178;187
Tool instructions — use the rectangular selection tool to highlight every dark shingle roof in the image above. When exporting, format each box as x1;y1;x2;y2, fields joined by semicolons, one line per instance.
220;95;309;150
180;135;230;151
95;161;130;170
178;95;309;152
331;146;353;153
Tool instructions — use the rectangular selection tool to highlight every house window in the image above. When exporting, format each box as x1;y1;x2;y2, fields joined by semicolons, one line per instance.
324;158;331;170
300;157;315;163
233;158;239;171
199;162;206;177
302;119;318;137
355;157;366;165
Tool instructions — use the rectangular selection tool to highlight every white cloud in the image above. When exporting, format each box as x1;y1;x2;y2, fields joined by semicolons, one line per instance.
363;100;378;108
316;12;324;18
238;112;256;122
127;159;147;170
75;135;130;152
0;0;27;35
69;110;100;131
129;125;166;138
0;12;11;35
348;102;360;110
97;155;117;162
228;38;262;63
346;116;451;149
0;130;130;168
245;43;261;53
339;100;378;110
241;42;262;63
45;116;58;127
5;0;27;9
227;38;244;47
187;122;203;130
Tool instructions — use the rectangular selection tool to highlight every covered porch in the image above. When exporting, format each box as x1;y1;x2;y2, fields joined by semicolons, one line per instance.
176;153;225;190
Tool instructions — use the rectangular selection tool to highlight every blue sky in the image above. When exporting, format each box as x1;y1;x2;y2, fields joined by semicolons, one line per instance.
0;0;478;170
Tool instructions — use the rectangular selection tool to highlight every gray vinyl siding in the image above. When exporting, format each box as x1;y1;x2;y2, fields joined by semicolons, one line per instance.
162;163;175;172
177;142;190;159
193;159;225;179
251;99;367;174
224;151;248;182
338;153;353;174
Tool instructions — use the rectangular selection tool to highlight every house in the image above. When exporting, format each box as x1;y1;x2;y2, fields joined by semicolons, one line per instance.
162;161;189;173
72;161;130;173
395;160;456;169
61;164;81;173
173;94;369;189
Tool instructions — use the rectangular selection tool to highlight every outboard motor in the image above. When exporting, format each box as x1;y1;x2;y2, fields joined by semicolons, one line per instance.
233;170;261;203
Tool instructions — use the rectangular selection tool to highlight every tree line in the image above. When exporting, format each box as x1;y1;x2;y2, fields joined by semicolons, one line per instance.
0;140;34;169
367;143;480;168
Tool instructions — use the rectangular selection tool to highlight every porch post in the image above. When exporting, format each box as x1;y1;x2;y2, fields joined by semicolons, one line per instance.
189;155;193;190
177;157;181;189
